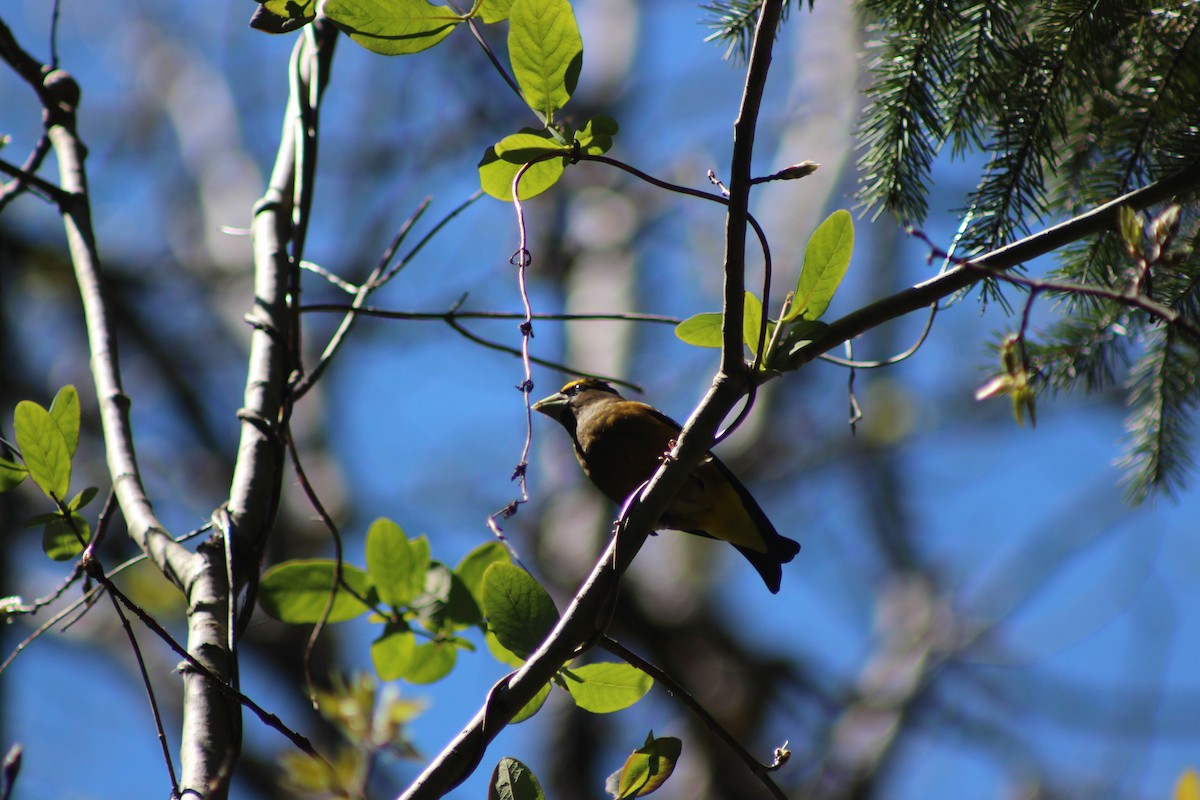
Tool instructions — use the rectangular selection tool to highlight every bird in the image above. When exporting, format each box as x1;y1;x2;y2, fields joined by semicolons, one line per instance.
532;378;800;593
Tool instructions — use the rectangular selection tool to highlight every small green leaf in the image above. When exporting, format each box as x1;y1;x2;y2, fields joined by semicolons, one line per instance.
323;0;459;55
743;291;764;356
479;131;568;201
560;662;652;713
489;756;546;800
608;733;682;799
574;115;619;155
477;0;515;23
413;562;483;632
674;312;723;348
258;560;375;623
0;457;27;491
49;385;80;458
494;131;572;164
42;513;90;561
788;209;854;321
1117;205;1143;257
366;518;423;608
481;563;559;660
14;401;71;501
771;319;829;370
404;640;457;684
371;622;416;681
251;0;316;32
67;486;99;513
510;681;552;724
456;542;511;603
485;630;527;667
508;0;583;121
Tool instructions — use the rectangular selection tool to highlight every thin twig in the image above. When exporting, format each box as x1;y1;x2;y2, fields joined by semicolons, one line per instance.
601;637;788;800
285;430;351;708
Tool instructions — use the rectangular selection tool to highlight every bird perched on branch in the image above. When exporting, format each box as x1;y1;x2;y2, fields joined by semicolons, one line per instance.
532;378;800;593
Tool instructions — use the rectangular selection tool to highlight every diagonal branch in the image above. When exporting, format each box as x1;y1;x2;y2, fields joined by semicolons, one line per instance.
796;161;1200;366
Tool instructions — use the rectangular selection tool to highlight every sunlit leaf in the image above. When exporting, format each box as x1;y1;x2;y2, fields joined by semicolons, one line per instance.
560;662;652;713
258;560;375;623
14;401;71;501
481;562;559;659
404;640;457;684
366;518;423;608
489;756;546;800
49;385;80;458
371;622;416;680
788;209;853;321
42;513;89;561
508;0;583;121
0;457;27;492
323;0;459;55
674;312;723;348
607;733;681;798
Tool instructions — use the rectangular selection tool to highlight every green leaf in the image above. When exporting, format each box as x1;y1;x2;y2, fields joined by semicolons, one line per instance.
42;513;90;561
456;541;511;603
489;756;546;800
1117;205;1142;257
365;518;425;608
258;560;375;623
788;209;854;322
560;662;652;713
494;131;572;164
404;640;457;684
0;457;27;492
743;291;765;356
607;733;682;799
485;630;527;667
479;131;568;201
413;562;483;632
250;0;316;33
67;486;98;513
772;319;830;370
477;0;515;23
508;0;583;121
49;385;80;458
510;680;551;724
14;400;71;501
371;622;416;680
481;562;559;660
323;0;459;56
674;312;723;348
574;115;619;156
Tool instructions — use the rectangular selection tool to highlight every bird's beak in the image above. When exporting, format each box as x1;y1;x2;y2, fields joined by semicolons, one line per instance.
531;391;568;421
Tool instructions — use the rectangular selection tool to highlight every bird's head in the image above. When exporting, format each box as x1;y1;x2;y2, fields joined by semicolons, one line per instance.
531;378;622;429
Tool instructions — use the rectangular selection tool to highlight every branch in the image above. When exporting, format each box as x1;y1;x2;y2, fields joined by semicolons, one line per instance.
0;30;195;584
796;161;1200;365
721;0;783;376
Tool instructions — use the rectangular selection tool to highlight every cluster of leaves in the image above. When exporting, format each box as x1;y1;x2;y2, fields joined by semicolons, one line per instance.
262;520;680;795
279;674;424;797
675;209;853;372
251;0;617;201
0;386;99;561
259;519;651;717
490;733;681;800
